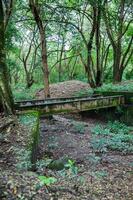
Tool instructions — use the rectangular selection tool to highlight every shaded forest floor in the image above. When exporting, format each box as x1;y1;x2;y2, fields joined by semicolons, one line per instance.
38;114;133;200
13;79;133;101
36;80;133;99
0;113;133;199
1;80;133;199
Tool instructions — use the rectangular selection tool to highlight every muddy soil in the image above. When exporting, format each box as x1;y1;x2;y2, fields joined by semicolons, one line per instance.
39;114;133;200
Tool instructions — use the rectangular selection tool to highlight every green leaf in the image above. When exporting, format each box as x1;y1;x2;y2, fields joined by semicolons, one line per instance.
38;176;57;186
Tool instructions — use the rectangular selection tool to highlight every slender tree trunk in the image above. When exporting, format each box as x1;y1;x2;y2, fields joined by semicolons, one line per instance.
26;73;34;88
40;27;50;97
113;48;122;82
0;0;14;114
86;7;97;88
58;41;64;82
95;5;102;87
23;61;34;88
29;0;50;98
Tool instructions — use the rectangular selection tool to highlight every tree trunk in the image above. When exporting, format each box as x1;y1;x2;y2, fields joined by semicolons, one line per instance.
29;0;50;98
23;61;34;88
95;5;102;87
58;43;64;82
113;48;122;83
26;74;34;88
40;27;50;98
86;7;97;88
0;0;14;114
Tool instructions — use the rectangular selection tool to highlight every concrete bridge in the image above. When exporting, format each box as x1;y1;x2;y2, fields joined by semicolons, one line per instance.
15;95;125;115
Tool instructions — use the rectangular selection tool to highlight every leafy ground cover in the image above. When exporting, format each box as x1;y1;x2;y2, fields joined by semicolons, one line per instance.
38;115;133;200
0;112;133;199
70;81;133;98
91;121;133;153
12;80;133;101
12;83;43;101
95;81;133;93
13;80;91;101
0;114;50;200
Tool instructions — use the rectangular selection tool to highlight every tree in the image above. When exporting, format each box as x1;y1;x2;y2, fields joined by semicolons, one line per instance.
18;26;40;88
29;0;50;98
0;0;15;114
54;1;111;87
103;0;133;82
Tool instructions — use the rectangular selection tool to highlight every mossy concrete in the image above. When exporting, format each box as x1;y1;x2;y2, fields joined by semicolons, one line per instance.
121;106;133;126
17;96;125;115
95;91;133;104
19;111;40;171
30;111;40;171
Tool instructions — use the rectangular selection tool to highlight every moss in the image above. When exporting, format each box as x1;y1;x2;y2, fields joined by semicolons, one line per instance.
19;111;40;170
121;107;133;126
30;111;40;170
47;160;65;171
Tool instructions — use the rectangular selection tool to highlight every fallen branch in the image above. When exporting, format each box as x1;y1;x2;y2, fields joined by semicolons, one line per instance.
0;118;15;132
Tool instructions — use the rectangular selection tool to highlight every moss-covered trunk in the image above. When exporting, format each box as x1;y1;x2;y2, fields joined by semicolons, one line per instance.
0;0;14;114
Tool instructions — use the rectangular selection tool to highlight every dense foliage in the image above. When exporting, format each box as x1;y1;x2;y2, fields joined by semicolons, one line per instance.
0;0;133;111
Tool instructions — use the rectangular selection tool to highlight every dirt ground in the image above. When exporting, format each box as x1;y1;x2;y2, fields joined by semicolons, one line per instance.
38;114;133;200
35;80;133;99
0;113;133;199
0;80;133;199
36;80;91;98
0;115;133;200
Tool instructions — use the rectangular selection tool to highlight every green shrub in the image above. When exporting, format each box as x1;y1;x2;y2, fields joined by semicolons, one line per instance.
13;83;43;101
38;176;57;186
91;121;133;153
72;121;85;134
91;124;111;135
92;121;131;135
107;121;131;135
91;137;108;153
74;88;93;97
65;159;78;176
95;82;133;92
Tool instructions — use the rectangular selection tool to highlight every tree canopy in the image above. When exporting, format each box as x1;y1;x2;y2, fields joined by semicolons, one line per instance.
0;0;133;113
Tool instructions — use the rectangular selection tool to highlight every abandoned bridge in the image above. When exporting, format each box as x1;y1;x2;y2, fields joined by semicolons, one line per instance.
15;95;125;115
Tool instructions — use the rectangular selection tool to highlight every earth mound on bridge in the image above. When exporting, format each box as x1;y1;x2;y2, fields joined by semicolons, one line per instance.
36;80;90;99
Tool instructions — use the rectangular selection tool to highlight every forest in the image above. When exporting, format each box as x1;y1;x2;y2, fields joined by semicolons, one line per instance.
0;0;133;199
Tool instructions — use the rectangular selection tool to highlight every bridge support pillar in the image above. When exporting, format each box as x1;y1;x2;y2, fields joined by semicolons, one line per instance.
79;107;120;122
121;106;133;126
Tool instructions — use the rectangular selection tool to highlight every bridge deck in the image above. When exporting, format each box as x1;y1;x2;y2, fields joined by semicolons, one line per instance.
16;95;125;115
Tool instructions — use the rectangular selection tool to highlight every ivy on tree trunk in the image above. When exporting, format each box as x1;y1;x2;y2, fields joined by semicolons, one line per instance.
0;0;14;114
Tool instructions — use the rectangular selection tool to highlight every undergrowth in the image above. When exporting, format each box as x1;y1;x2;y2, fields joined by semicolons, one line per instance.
72;121;85;134
91;121;133;153
12;83;43;101
95;82;133;92
12;81;133;101
74;88;93;97
72;82;133;99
